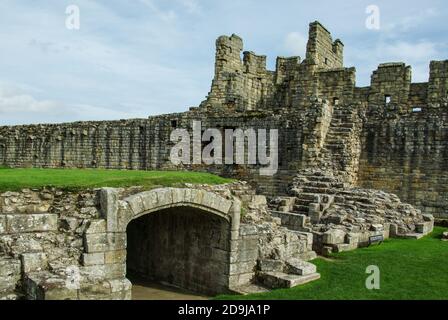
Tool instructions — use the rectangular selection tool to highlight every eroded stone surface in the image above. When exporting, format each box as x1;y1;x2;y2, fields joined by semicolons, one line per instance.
0;183;318;299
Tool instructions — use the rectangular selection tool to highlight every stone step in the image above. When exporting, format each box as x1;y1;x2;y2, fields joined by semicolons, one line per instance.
338;122;355;128
257;272;321;289
335;194;374;204
295;198;313;206
295;193;320;201
396;233;425;240
230;283;270;295
325;143;344;149
293;205;309;213
303;186;331;194
330;127;352;133
302;181;332;188
327;132;351;138
285;259;317;275
296;175;338;183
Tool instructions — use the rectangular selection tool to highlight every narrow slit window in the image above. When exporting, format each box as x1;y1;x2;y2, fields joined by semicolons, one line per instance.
333;97;340;105
171;120;178;128
385;95;391;105
412;107;422;113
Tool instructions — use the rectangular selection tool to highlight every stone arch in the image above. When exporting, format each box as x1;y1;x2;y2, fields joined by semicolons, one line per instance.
83;187;241;297
104;188;241;234
125;188;234;226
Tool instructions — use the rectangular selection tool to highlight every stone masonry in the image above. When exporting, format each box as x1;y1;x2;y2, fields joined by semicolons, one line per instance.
0;21;445;299
0;183;318;299
1;21;447;218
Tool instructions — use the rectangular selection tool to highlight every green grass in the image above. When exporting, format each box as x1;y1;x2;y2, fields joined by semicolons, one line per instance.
0;168;233;191
218;227;448;300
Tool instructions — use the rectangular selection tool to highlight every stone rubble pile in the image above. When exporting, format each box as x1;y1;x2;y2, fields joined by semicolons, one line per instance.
270;168;434;254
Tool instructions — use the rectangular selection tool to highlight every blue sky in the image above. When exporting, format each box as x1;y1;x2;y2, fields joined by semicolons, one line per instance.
0;0;447;125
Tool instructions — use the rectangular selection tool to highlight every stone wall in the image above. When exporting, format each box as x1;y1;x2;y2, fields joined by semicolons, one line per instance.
0;183;317;299
359;110;448;219
1;21;448;219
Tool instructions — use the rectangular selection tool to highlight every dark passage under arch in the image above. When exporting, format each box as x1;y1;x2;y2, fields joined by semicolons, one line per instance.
126;206;231;296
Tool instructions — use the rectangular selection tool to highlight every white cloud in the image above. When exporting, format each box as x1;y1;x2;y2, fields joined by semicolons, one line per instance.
380;41;438;61
0;84;139;125
383;8;438;35
178;0;202;14
138;0;177;22
284;32;307;57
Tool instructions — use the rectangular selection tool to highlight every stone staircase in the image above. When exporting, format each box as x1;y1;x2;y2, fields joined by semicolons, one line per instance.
282;170;343;223
318;104;363;185
270;168;435;254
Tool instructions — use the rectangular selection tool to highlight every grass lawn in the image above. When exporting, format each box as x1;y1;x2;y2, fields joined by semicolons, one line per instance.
218;227;448;300
0;167;233;191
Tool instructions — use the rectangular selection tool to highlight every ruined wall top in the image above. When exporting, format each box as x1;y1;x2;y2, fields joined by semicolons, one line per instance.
201;21;448;114
306;21;344;69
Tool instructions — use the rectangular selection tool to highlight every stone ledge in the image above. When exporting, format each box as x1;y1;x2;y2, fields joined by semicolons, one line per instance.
4;214;58;234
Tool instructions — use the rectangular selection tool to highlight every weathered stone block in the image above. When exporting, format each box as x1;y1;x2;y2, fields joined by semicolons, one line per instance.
25;272;78;300
85;220;106;234
0;215;6;234
82;253;105;266
84;233;126;253
0;258;21;293
104;263;126;279
228;273;254;288
371;224;384;232
80;265;106;282
346;232;360;245
126;194;144;215
21;253;47;273
6;214;57;233
286;259;317;276
155;188;173;207
229;261;256;275
171;188;185;204
104;250;126;264
322;229;345;245
258;259;284;272
231;248;257;263
140;191;158;211
79;281;111;300
100;188;119;232
108;278;132;293
416;221;434;234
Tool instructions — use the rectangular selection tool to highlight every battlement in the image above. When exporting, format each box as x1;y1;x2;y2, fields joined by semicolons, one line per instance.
306;21;344;69
202;22;447;114
428;60;448;103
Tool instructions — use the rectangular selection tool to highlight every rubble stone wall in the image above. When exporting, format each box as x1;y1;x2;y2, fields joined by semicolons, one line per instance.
0;183;316;299
1;21;448;219
359;111;448;219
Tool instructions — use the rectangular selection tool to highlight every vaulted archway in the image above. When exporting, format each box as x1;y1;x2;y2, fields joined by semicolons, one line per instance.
126;205;231;295
95;187;241;297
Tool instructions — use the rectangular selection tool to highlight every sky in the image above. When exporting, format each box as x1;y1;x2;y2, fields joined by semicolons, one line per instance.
0;0;447;125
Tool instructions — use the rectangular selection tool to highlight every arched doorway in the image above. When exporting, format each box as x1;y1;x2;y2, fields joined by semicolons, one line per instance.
126;205;231;296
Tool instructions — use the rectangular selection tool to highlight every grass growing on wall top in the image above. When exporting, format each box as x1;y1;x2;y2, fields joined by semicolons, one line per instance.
217;227;448;300
0;168;234;191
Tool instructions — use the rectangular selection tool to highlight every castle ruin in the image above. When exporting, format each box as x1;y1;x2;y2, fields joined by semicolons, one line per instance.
0;21;445;299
